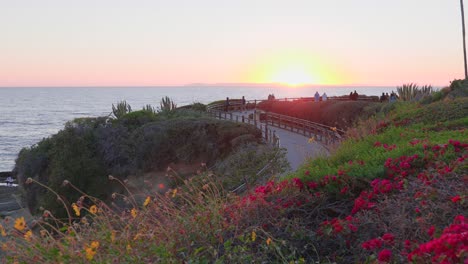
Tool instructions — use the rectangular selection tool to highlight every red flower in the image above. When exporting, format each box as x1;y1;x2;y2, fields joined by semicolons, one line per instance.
340;186;349;194
377;249;392;263
307;181;318;189
451;195;461;203
292;178;304;190
427;226;435;237
382;233;394;244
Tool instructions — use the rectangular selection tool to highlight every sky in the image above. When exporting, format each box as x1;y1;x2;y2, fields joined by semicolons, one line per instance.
0;0;465;87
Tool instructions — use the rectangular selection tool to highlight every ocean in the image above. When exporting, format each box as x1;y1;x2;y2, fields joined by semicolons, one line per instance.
0;85;393;171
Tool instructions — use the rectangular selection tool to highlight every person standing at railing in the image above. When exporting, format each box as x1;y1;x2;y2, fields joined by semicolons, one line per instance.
241;96;246;112
322;92;327;101
314;91;320;102
225;97;230;112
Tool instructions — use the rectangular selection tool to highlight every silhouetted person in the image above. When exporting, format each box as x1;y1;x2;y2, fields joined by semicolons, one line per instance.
389;91;396;103
349;91;353;100
322;92;327;101
380;92;386;102
352;90;359;101
6;176;13;186
225;97;229;112
241;96;246;111
314;91;320;102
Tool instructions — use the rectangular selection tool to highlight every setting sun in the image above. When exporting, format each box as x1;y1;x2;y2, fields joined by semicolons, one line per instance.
268;64;317;86
246;50;349;86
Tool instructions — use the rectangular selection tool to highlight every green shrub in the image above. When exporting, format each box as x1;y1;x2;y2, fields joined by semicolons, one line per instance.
159;96;177;113
396;83;433;102
112;100;132;119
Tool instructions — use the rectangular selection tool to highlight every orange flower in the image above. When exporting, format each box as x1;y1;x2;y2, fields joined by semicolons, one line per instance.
331;127;337;132
131;208;137;219
0;224;6;237
266;237;272;246
84;241;99;260
24;230;32;242
143;196;151;207
89;205;98;214
72;203;80;216
111;230;116;243
14;217;26;231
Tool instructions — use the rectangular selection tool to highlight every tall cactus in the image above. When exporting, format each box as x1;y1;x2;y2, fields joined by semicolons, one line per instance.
112;101;132;119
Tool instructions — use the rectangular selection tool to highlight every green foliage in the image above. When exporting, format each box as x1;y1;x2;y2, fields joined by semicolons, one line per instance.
190;102;207;112
396;83;433;101
293;97;468;182
214;144;289;191
159;96;177;113
117;109;158;130
16;125;108;216
112;100;132;119
15;112;264;217
142;104;156;114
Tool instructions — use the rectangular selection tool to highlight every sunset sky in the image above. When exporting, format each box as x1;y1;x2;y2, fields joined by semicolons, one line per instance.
0;0;465;87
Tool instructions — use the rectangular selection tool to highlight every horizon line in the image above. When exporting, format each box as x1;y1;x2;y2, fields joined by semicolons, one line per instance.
0;82;434;88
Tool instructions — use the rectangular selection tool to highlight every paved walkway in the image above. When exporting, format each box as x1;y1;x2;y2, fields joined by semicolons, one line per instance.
229;110;329;172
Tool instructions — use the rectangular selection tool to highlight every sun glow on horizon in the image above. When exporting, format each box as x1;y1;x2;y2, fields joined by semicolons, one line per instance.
246;51;350;86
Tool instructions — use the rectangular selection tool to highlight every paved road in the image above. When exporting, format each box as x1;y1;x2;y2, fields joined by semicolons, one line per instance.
228;110;329;172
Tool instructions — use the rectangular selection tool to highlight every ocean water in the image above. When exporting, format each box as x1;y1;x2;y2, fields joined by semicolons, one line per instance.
0;86;392;171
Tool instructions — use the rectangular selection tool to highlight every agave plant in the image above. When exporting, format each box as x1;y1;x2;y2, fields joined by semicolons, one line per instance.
112;100;132;119
159;96;177;113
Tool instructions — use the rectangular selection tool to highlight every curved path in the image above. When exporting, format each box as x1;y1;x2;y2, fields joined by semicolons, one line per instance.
229;110;329;172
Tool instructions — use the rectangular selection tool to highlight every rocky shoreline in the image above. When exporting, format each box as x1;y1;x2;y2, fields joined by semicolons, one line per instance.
0;171;32;224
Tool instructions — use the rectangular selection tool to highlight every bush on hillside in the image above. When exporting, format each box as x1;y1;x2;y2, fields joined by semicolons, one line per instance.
15;108;265;217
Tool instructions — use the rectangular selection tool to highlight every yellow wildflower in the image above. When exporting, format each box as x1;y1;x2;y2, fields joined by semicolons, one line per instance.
110;230;116;243
251;231;256;242
24;230;32;242
143;196;151;207
0;224;6;236
131;208;137;219
266;237;272;246
84;241;99;260
89;205;98;214
14;217;26;231
308;136;315;143
72;203;80;216
172;188;178;198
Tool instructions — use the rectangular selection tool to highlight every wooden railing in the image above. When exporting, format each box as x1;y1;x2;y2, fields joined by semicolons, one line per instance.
206;96;378;112
207;110;280;148
207;98;346;145
262;112;343;145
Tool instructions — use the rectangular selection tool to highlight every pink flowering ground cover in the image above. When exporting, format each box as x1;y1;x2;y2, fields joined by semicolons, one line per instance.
3;98;467;263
